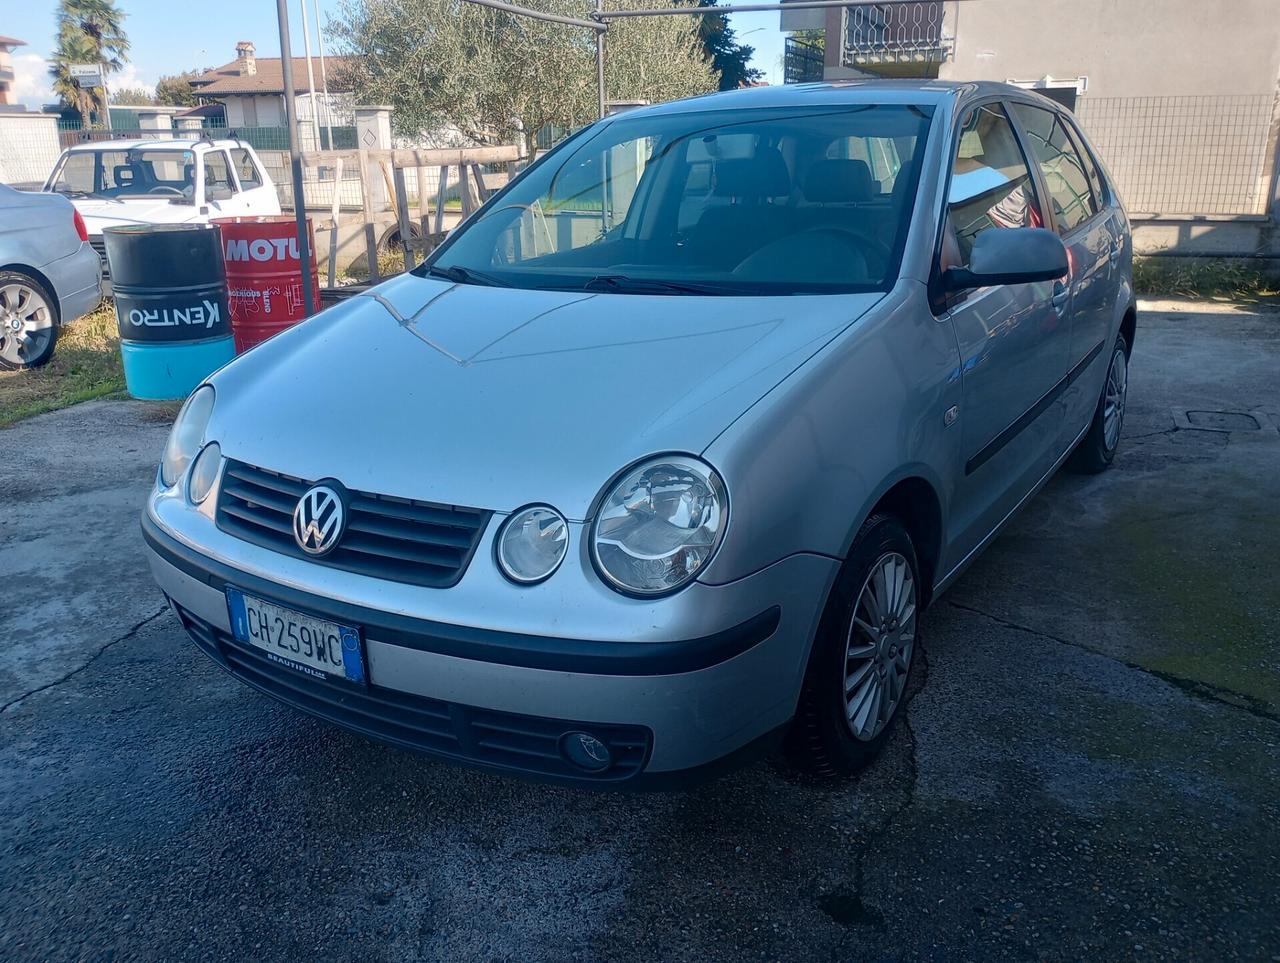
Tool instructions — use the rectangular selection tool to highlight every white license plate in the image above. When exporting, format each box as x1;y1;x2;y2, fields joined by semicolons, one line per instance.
226;587;365;683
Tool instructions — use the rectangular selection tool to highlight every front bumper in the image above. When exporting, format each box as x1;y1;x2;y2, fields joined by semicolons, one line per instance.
143;508;837;787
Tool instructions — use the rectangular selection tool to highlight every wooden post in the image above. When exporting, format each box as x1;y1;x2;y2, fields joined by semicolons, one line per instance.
365;222;380;283
434;166;449;234
468;162;483;204
392;164;413;273
459;164;472;216
357;148;379;283
327;156;343;288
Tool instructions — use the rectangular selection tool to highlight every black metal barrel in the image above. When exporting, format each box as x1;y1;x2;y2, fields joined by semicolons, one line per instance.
104;224;235;399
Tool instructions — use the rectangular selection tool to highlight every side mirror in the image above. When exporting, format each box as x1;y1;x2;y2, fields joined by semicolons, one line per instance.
942;227;1068;291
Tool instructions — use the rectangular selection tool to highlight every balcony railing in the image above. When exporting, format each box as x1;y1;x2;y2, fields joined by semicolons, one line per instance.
842;1;955;70
784;37;826;84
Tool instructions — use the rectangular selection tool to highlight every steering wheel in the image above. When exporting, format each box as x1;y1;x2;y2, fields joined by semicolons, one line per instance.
802;226;892;278
147;186;186;196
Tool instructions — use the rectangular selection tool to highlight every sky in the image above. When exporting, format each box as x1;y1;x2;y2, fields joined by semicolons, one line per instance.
7;0;786;109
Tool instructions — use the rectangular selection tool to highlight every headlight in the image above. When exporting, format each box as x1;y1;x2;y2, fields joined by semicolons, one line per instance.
187;442;222;504
591;455;727;596
496;505;569;584
160;385;214;488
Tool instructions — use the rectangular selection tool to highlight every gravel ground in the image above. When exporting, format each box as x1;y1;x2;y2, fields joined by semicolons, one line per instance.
1;298;1277;962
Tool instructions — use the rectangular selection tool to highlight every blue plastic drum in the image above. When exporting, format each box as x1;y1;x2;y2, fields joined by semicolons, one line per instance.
103;224;235;400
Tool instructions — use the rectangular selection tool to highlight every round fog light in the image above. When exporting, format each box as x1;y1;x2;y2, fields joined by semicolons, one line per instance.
496;505;568;584
187;442;222;504
559;731;612;772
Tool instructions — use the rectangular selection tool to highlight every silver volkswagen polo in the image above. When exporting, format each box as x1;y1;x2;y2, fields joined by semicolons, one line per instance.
144;81;1133;786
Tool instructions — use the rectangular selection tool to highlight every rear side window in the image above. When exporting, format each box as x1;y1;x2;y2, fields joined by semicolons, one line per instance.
203;151;236;200
946;103;1042;267
1010;103;1098;233
1066;123;1107;207
232;149;263;190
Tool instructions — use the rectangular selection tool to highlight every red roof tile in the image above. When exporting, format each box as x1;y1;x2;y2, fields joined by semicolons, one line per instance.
191;56;357;96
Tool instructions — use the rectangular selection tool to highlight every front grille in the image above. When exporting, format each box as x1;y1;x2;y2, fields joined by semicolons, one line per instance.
215;460;490;588
89;236;109;279
173;603;652;783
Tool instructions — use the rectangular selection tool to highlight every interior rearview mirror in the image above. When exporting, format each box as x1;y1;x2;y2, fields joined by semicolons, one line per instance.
942;227;1068;292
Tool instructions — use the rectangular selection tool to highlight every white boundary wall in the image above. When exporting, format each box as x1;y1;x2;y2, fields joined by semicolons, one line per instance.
0;112;62;189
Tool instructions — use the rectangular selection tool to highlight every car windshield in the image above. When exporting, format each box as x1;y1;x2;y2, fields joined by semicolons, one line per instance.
425;104;933;296
49;149;196;201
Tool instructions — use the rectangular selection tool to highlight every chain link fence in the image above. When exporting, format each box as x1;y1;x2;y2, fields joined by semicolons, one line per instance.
1075;95;1277;217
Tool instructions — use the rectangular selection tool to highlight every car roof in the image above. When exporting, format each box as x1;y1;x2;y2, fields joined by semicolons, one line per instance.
620;79;1030;119
64;138;246;153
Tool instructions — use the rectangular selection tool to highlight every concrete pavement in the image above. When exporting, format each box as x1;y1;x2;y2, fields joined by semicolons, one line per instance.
1;299;1277;961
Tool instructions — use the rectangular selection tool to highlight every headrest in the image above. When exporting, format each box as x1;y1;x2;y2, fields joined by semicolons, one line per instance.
113;165;134;183
713;149;791;199
803;159;878;203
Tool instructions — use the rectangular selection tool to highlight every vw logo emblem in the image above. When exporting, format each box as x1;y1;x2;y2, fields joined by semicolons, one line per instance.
293;484;345;556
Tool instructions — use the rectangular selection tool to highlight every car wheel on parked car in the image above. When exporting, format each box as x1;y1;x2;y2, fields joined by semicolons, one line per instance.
1068;334;1129;474
0;270;59;371
787;513;920;775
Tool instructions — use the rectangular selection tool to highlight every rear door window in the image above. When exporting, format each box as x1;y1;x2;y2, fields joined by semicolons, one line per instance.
1009;103;1098;233
1065;122;1107;207
231;149;264;190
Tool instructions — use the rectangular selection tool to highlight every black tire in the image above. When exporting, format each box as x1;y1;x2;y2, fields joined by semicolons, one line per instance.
786;513;920;776
0;270;60;371
1067;333;1129;474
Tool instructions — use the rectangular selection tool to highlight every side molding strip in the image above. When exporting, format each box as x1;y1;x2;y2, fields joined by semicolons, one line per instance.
964;338;1105;476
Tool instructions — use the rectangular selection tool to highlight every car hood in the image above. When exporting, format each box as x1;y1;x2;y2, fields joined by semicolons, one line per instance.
70;197;200;232
208;273;882;517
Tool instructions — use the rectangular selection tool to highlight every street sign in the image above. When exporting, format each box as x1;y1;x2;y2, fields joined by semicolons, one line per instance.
69;64;103;87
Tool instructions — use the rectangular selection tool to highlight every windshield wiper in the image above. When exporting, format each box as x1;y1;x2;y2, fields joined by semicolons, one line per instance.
424;264;509;287
583;274;743;297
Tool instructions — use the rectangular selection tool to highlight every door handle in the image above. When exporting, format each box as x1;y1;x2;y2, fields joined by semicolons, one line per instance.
1108;238;1122;264
1051;281;1070;316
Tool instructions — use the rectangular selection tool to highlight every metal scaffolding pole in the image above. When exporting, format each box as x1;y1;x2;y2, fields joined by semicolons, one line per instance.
594;0;606;119
298;0;323;149
596;0;947;15
460;0;955;124
459;0;603;30
313;0;335;150
275;0;317;317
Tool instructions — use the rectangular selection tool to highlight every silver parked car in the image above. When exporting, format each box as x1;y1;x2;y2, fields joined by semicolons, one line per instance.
0;184;103;369
143;82;1133;785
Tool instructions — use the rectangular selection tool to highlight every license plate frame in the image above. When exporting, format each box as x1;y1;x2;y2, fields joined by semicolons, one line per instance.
225;586;366;685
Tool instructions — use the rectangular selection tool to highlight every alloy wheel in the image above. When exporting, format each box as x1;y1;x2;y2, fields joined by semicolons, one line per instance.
843;551;916;742
0;283;55;368
1103;347;1128;452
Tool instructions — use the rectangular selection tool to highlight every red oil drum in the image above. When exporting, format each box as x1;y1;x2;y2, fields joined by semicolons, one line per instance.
214;216;321;353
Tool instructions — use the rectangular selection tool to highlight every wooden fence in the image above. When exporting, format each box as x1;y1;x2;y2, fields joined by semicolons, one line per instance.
298;144;524;287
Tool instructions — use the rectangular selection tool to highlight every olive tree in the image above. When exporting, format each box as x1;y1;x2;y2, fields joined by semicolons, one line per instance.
329;0;717;155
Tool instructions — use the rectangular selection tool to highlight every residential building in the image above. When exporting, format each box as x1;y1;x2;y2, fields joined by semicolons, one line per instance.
0;35;24;106
780;0;1280;250
190;41;355;130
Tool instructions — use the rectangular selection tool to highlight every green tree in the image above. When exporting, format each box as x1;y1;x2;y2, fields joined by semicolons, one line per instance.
691;0;763;90
330;0;717;156
110;86;154;106
155;69;205;107
49;0;130;127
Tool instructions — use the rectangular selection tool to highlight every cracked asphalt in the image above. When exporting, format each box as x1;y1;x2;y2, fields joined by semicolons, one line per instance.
2;298;1278;962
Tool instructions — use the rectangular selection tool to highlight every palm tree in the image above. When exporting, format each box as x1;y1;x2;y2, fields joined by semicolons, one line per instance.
48;0;130;127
